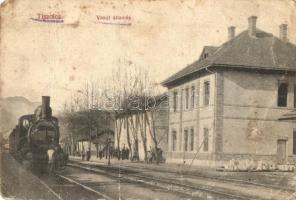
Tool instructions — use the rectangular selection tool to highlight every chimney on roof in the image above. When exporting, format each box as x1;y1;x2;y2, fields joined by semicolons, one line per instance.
228;26;236;40
248;16;257;37
279;24;288;42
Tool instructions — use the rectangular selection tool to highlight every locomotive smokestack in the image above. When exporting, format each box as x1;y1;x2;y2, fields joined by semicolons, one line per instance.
41;96;51;119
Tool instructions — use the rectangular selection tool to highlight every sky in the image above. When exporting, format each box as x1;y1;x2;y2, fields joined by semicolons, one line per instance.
1;0;296;112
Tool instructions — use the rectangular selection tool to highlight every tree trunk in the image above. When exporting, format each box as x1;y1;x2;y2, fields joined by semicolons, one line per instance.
115;118;122;160
126;116;132;161
107;139;111;166
134;139;139;161
143;138;148;163
152;117;159;165
88;110;92;160
129;115;140;161
96;144;99;158
141;112;148;163
145;112;159;165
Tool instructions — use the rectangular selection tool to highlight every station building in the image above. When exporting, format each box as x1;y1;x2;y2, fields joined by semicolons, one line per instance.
162;16;296;167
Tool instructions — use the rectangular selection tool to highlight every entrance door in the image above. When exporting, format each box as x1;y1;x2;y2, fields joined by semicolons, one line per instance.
277;140;287;164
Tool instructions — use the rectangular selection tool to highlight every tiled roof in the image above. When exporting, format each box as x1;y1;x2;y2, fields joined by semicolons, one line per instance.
162;29;296;86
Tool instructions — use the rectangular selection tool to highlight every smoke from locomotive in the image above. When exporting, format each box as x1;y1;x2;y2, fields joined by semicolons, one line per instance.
9;96;67;174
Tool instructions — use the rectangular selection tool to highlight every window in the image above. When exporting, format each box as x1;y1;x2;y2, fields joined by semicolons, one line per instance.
173;91;178;112
293;131;296;155
203;128;209;152
204;81;210;106
191;86;195;109
278;82;288;107
184;130;188;151
185;88;189;109
172;131;177;151
190;128;194;151
294;85;296;108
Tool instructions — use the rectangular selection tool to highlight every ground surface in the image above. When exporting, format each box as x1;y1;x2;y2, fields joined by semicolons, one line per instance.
0;150;105;200
69;156;296;200
60;166;191;200
1;152;296;200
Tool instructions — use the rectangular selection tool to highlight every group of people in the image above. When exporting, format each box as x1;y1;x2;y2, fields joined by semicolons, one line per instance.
98;146;130;160
147;147;164;163
81;150;91;161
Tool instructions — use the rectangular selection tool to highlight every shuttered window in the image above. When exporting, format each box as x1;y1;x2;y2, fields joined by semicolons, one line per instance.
203;128;209;152
293;131;296;155
191;86;195;109
190;128;194;151
294;85;296;108
184;130;188;151
278;82;288;107
185;88;189;110
172;131;177;151
173;92;178;112
204;81;210;106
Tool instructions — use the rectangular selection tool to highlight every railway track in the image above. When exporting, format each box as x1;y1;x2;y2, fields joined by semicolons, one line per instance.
68;162;265;200
55;173;114;200
111;162;296;193
69;160;296;194
40;172;114;200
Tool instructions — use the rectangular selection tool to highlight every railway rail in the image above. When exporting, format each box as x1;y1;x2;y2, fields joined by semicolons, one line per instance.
68;162;267;200
39;172;114;200
55;174;114;200
40;160;295;200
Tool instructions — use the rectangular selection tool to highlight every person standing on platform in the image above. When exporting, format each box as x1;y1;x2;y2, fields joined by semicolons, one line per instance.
126;147;129;160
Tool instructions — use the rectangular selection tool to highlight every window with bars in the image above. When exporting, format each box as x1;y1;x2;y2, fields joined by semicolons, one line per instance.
184;129;188;151
190;128;194;151
172;131;177;151
204;81;210;106
278;82;288;107
294;85;296;108
173;91;178;112
203;128;209;152
293;131;296;155
185;88;189;110
191;86;195;109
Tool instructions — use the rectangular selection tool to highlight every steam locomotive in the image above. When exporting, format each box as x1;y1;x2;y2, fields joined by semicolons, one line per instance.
9;96;67;173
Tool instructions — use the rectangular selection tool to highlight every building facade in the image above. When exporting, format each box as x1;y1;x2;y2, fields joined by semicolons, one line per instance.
162;16;296;167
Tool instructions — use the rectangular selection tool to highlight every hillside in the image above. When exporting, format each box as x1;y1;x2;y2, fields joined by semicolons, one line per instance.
0;96;40;138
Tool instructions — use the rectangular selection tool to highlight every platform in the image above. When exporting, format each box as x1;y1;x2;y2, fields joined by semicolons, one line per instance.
1;150;61;200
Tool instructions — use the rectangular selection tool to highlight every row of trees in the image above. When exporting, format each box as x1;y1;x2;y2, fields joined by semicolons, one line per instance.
60;60;166;163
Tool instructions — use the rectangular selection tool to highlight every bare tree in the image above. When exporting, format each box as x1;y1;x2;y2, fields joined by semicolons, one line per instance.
110;61;165;163
60;79;111;160
61;59;166;164
109;60;143;160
